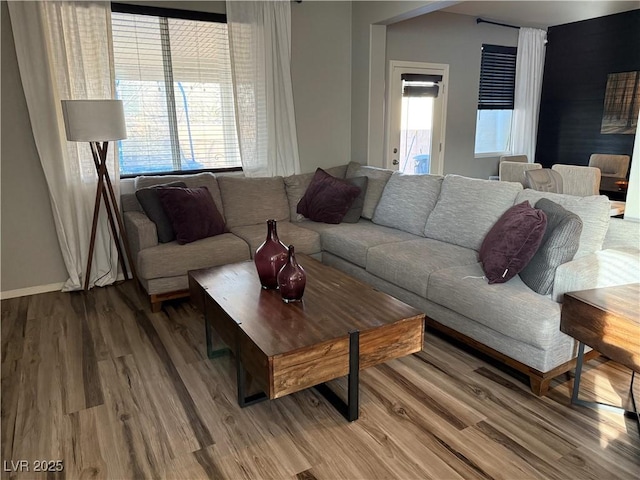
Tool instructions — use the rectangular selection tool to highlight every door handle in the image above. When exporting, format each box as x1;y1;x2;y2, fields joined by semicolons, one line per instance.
392;159;399;165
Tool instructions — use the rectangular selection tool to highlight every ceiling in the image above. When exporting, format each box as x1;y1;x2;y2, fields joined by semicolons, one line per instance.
441;1;640;29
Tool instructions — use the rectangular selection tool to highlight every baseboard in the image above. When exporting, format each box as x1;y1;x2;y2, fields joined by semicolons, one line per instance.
0;273;127;300
1;282;65;300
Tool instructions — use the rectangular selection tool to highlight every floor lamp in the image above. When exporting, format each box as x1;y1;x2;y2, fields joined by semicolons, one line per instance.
61;99;138;291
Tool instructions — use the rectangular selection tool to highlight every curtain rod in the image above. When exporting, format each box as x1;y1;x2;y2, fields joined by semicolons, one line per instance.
476;18;520;30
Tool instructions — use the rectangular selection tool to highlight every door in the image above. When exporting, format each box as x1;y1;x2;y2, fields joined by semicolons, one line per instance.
386;61;448;175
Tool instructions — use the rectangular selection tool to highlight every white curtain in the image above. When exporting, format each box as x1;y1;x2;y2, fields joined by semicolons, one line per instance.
8;1;120;290
226;0;301;177
510;27;547;163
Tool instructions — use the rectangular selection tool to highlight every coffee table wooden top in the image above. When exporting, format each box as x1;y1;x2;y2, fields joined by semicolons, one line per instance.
561;283;640;372
189;254;424;358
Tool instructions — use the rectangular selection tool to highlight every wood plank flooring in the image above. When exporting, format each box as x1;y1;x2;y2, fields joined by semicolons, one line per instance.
2;281;638;479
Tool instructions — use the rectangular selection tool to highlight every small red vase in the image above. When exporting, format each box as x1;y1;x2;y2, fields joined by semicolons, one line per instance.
254;219;288;289
277;245;306;303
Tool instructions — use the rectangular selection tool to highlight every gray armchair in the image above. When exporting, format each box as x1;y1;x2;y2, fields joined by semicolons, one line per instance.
552;164;600;196
588;154;630;178
499;161;542;186
524;169;564;193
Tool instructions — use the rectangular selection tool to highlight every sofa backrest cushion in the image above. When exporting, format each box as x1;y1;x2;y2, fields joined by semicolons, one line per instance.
424;175;522;250
515;189;610;258
134;172;224;217
345;162;393;219
372;172;443;236
284;164;348;222
519;198;583;295
218;176;289;228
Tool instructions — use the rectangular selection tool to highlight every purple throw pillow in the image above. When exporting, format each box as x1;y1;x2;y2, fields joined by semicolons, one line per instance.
157;186;226;244
479;201;548;284
297;168;362;224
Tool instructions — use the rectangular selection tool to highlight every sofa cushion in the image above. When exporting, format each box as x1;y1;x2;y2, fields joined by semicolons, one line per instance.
345;162;393;219
218;176;290;228
158;186;226;244
366;238;479;297
479;201;547;284
137;233;250;280
342;176;368;223
135;172;224;217
515;190;610;258
319;219;418;268
520;199;583;295
284;165;348;222
230;222;321;258
296;169;362;224
424;175;522;251
372;172;443;235
135;181;187;243
427;263;561;350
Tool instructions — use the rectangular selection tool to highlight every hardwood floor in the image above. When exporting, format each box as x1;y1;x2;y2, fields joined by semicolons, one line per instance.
2;281;638;479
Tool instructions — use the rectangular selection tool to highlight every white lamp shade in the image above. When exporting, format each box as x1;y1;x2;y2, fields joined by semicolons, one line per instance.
61;99;127;141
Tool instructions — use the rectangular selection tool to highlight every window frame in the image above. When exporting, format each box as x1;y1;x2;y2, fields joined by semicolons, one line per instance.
474;43;517;158
111;2;242;178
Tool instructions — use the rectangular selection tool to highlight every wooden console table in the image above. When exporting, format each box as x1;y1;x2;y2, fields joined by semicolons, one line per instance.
560;283;640;434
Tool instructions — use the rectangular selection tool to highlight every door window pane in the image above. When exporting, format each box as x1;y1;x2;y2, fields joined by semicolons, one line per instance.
399;96;434;174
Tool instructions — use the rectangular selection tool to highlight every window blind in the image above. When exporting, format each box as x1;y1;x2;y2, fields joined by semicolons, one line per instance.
112;10;240;175
401;73;442;98
478;44;517;110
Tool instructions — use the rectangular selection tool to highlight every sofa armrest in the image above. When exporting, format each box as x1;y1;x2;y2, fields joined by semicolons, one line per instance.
124;211;158;260
552;247;640;302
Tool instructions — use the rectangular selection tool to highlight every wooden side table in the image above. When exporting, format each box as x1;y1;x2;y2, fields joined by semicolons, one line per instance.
560;283;640;435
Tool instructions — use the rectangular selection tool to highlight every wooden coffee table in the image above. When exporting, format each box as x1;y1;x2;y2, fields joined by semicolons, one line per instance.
188;254;424;421
560;283;640;433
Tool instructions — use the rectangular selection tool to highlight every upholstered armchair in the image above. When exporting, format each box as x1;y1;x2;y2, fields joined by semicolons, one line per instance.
499;154;528;163
551;164;601;196
524;169;564;193
588;154;630;178
499;161;542;186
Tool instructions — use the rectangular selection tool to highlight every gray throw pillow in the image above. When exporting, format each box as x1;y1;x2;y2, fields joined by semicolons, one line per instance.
342;176;368;223
520;198;583;295
135;181;187;243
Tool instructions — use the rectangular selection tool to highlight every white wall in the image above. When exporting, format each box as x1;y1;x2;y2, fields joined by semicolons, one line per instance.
0;0;353;293
386;11;518;178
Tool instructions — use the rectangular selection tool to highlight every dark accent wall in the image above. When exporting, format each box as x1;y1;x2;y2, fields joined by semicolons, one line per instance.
535;9;640;170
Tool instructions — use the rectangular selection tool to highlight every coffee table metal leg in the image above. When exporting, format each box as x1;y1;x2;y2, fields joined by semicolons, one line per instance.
571;342;639;436
236;335;268;407
571;341;586;404
314;330;360;422
204;308;230;359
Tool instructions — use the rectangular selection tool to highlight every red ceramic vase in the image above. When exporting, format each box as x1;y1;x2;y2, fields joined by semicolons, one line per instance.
277;245;306;303
254;219;288;289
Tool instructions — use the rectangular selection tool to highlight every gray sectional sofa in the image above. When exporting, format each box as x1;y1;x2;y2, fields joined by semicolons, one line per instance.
122;162;640;395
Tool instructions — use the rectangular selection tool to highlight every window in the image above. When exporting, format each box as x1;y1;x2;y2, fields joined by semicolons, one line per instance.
111;4;241;176
474;44;517;156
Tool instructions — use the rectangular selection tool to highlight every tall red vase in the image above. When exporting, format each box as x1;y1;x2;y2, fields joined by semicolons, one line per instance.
277;245;306;303
254;219;288;289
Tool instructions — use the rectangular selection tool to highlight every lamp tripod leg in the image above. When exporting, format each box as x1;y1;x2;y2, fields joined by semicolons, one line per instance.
100;185;129;282
85;166;105;291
